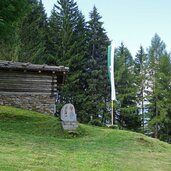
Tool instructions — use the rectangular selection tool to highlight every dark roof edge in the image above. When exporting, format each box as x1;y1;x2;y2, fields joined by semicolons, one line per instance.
0;60;69;72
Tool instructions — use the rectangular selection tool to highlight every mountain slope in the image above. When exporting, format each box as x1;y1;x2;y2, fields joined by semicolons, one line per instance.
0;105;171;171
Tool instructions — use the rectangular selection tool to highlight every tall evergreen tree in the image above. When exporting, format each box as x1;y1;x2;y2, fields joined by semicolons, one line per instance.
115;43;141;131
0;0;28;61
0;0;28;40
147;33;170;139
19;0;48;64
85;6;110;124
51;0;88;122
46;8;61;65
156;53;171;142
134;46;148;132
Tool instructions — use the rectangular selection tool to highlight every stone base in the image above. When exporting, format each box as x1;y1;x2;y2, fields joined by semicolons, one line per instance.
0;94;56;115
61;121;78;131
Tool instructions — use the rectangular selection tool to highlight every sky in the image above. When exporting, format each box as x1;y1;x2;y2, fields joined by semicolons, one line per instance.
42;0;171;57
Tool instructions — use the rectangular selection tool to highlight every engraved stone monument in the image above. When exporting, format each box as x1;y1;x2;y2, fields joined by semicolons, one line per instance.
60;103;78;131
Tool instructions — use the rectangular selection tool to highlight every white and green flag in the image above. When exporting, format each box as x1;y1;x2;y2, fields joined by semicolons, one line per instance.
108;43;116;101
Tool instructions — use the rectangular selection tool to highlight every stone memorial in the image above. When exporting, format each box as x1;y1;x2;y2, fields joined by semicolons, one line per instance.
60;103;78;131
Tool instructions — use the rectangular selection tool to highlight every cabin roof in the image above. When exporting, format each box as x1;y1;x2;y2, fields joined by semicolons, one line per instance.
0;60;69;73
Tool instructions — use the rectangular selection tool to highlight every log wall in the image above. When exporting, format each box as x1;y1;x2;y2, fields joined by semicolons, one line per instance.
0;70;59;114
0;70;58;95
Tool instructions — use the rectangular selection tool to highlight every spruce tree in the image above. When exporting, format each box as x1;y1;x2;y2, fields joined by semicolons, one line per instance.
134;46;148;132
156;53;171;142
0;0;28;61
19;0;48;63
147;33;170;139
46;8;61;65
115;43;141;131
85;6;110;124
51;0;88;122
0;0;28;40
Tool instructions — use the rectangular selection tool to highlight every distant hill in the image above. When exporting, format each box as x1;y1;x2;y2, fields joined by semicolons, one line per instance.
0;105;171;171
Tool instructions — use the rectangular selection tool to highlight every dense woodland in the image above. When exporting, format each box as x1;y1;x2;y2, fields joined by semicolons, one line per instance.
0;0;171;143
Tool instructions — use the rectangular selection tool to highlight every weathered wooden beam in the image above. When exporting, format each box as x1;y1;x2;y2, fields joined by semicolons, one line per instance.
0;60;69;72
0;84;57;89
0;92;53;95
0;87;57;92
0;80;57;84
0;71;64;84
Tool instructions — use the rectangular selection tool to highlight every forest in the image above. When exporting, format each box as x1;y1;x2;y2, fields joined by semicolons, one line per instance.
0;0;171;143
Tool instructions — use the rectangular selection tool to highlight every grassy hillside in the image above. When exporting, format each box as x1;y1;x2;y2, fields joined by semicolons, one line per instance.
0;105;171;171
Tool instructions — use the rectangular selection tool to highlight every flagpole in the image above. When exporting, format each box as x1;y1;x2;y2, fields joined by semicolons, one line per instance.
111;42;115;126
108;42;116;126
111;100;114;125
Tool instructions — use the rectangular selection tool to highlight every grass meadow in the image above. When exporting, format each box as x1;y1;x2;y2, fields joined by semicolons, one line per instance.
0;105;171;171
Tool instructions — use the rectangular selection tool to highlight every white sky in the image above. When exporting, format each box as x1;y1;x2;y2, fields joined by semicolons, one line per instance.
42;0;171;57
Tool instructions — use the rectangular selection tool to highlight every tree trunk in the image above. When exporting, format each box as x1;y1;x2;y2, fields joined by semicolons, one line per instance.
142;98;145;133
154;102;158;139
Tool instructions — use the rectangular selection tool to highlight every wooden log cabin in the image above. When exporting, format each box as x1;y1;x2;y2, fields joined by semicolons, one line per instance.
0;60;69;114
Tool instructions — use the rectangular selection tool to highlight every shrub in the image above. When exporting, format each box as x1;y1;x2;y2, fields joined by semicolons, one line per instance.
89;119;102;127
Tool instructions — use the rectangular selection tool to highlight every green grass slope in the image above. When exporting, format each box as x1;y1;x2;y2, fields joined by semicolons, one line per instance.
0;105;171;171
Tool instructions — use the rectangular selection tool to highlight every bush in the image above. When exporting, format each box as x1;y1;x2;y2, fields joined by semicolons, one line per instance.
108;124;119;129
89;119;102;127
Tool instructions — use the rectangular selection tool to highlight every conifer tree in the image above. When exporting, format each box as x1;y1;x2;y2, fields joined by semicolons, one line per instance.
51;0;88;122
147;34;170;139
46;8;61;65
134;46;148;132
85;6;110;124
0;0;28;61
156;53;171;142
19;0;48;63
115;43;141;131
0;0;28;40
